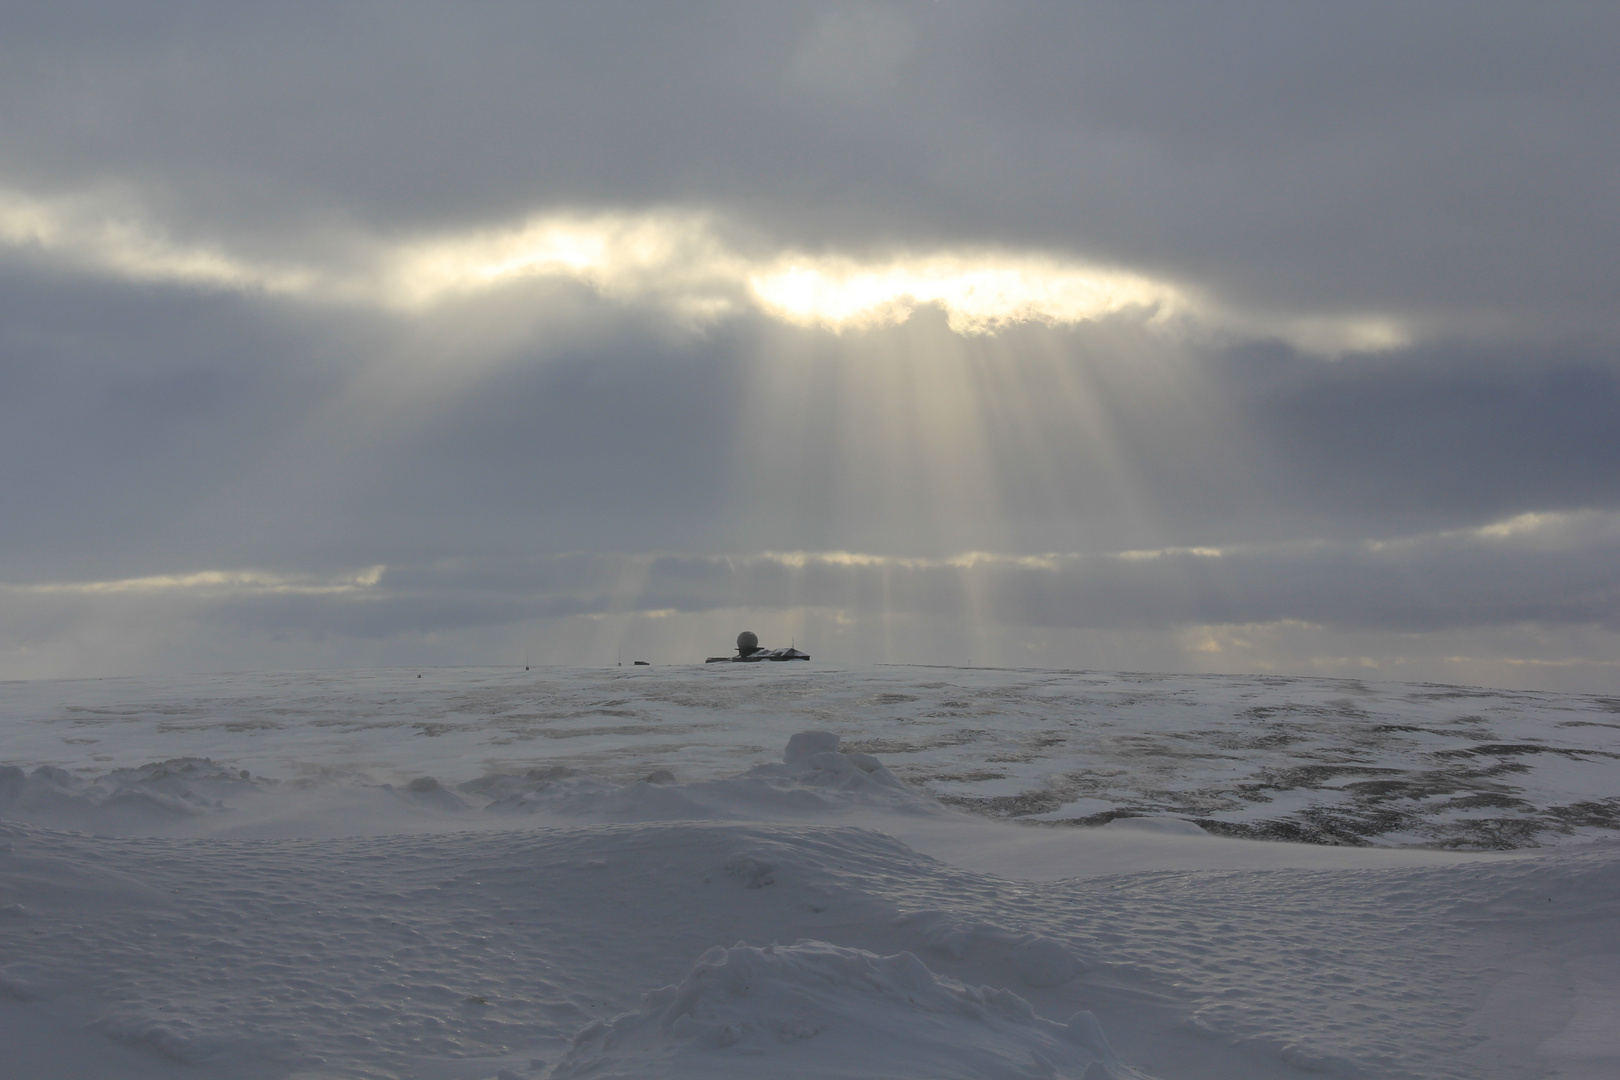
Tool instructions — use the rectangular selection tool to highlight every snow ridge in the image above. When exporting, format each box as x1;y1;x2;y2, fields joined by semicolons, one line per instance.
554;939;1141;1080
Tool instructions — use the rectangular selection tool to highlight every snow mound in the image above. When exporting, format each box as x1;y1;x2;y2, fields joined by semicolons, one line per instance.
462;731;943;823
0;758;265;832
552;940;1148;1080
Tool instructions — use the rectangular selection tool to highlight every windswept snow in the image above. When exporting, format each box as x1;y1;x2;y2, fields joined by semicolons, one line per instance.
3;665;1619;1079
3;665;1616;847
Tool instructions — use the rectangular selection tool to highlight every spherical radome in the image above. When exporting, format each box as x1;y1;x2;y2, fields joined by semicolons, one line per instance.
737;631;759;654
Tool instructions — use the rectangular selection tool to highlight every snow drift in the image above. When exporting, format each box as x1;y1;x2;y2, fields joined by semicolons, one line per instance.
464;729;937;824
0;730;940;836
553;940;1141;1080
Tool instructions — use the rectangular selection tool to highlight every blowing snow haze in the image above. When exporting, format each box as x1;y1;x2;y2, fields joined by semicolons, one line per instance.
1;3;1618;688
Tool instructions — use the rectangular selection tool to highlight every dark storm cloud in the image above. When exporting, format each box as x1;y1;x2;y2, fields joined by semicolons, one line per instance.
0;263;346;578
1224;340;1620;532
0;3;1615;337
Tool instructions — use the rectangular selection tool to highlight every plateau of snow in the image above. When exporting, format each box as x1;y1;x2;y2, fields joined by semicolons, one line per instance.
1;664;1617;1079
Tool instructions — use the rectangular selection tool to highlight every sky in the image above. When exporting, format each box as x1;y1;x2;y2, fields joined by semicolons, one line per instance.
1;2;1617;690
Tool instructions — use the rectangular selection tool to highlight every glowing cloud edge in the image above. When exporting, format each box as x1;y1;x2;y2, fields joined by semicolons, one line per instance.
0;185;1406;352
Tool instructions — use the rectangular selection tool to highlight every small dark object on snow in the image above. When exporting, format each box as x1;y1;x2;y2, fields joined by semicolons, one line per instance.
707;630;809;663
634;660;650;666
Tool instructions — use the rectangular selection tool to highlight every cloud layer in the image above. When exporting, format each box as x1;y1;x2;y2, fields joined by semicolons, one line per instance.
6;510;1618;689
144;509;1620;636
1;4;1617;688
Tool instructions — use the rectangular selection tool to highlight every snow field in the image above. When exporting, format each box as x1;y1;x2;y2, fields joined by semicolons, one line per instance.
2;666;1619;1079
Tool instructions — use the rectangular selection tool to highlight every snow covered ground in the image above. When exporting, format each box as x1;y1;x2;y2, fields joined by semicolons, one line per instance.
2;664;1618;1079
